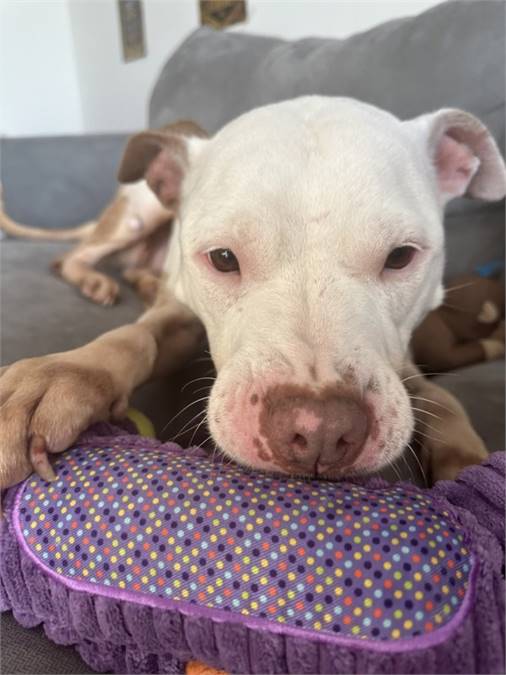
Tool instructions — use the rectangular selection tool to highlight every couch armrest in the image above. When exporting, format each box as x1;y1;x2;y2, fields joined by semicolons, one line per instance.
0;134;129;230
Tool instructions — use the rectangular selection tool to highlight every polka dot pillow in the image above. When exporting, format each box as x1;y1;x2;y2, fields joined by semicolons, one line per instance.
2;433;503;674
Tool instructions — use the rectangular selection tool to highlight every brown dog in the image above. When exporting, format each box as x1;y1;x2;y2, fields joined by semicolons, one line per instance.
0;121;207;306
412;274;505;371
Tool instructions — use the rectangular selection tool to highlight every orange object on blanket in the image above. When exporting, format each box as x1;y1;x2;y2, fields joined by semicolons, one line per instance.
186;660;227;675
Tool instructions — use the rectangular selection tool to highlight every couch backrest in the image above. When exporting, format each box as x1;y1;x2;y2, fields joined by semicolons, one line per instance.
150;0;505;280
0;134;128;230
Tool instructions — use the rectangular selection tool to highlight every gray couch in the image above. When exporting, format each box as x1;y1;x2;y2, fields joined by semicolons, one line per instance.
1;2;504;672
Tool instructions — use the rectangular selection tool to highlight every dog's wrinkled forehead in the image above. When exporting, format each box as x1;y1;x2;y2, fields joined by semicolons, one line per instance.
182;99;440;262
119;95;505;230
184;97;438;239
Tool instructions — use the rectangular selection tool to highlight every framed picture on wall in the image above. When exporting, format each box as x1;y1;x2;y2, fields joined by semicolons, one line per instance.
199;1;247;29
118;0;146;62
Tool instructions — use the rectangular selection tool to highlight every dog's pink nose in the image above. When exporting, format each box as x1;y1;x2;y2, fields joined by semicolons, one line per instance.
263;392;369;475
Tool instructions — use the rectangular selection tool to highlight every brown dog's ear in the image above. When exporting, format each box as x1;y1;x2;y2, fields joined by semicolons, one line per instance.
118;121;208;207
408;109;506;203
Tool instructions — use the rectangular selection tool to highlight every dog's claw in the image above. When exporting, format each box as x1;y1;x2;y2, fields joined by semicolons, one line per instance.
80;274;119;306
29;434;57;482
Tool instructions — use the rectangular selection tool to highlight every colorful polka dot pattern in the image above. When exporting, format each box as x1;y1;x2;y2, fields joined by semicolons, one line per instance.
17;445;471;643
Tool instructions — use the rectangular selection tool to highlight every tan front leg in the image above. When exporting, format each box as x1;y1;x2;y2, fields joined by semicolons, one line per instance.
403;362;488;482
0;291;205;491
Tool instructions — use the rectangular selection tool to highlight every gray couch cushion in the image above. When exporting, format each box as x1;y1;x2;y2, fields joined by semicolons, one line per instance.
0;613;91;674
150;0;505;280
0;241;142;361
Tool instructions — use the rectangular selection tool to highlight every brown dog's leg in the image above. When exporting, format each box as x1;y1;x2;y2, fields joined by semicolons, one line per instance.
403;362;488;482
433;340;501;370
122;267;161;306
0;291;205;490
412;311;505;371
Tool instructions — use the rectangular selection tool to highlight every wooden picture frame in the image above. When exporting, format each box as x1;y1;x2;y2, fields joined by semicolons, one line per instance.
199;1;247;29
118;0;146;62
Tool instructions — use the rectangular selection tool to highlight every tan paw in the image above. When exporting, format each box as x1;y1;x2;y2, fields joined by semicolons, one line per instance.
431;445;488;482
0;351;127;490
80;272;120;305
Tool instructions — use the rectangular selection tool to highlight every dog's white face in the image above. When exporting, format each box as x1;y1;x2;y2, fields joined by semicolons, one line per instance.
121;97;505;477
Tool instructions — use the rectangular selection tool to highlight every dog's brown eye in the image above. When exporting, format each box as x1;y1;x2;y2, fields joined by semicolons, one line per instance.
384;246;417;270
208;248;240;273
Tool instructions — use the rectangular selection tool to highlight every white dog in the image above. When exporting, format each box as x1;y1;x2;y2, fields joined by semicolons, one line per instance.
1;97;504;488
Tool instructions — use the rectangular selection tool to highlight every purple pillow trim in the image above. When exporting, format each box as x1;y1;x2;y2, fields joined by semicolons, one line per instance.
0;429;504;674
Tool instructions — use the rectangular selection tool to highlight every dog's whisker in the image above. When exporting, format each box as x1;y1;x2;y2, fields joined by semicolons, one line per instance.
408;395;454;415
406;442;428;487
413;416;444;434
400;452;414;482
171;407;208;438
412;427;445;444
161;396;210;434
211;444;228;466
191;355;214;365
401;371;458;383
444;281;477;294
211;446;231;466
410;406;443;421
190;415;209;446
386;458;402;483
441;302;475;314
181;376;215;394
199;433;216;449
412;415;445;434
170;417;207;442
401;372;432;383
192;384;214;396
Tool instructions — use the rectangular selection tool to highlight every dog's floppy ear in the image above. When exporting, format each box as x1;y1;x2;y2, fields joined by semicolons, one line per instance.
408;109;506;203
118;121;208;207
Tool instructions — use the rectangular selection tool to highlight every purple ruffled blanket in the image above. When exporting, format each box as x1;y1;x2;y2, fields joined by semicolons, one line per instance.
0;428;504;674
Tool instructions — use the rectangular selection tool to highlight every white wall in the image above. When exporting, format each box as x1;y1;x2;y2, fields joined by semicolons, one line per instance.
0;0;444;137
68;0;198;135
0;0;83;136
